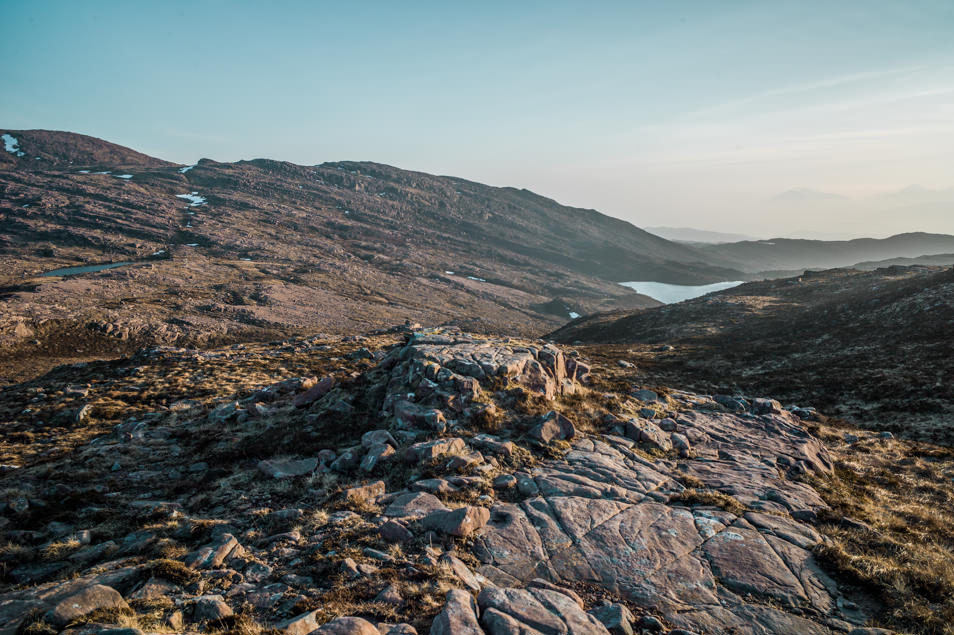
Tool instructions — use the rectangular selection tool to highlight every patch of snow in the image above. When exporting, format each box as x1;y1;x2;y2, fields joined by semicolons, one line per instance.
467;276;487;282
78;170;90;173
759;241;776;246
185;243;199;247
568;311;580;319
445;271;455;275
2;134;25;157
179;165;195;173
22;204;29;208
175;192;206;207
152;249;166;256
240;257;252;261
114;174;133;179
94;171;111;175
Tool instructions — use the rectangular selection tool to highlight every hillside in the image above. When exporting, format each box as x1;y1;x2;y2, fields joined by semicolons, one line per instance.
551;265;954;444
1;129;745;382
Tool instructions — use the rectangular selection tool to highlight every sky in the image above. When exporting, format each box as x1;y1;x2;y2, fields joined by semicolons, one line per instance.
2;1;953;238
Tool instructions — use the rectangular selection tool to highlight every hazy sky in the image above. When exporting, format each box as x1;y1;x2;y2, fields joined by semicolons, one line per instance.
3;1;953;238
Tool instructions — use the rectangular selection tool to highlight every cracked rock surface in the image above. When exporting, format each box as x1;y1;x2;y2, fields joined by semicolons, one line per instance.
0;327;877;634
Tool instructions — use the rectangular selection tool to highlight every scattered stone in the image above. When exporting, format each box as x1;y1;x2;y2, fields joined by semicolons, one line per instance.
258;457;319;478
528;411;576;444
274;609;320;635
404;438;467;462
375;584;403;605
470;434;514;457
362;429;398;448
386;492;449;518
440;554;484;592
293;376;335;407
47;584;129;627
493;474;517;489
423;506;490;537
632;389;658;402
184;533;244;569
589;603;635;635
192;594;233;621
363;547;393;562
331;448;363;472
311;616;379;634
361;443;396;471
379;520;414;543
636;615;664;632
430;588;483;634
752;398;784;415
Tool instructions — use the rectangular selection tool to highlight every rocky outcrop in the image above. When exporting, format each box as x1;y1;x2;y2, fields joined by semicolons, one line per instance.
0;328;879;634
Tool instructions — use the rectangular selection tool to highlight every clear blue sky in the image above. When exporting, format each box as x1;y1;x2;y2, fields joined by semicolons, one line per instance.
3;1;953;237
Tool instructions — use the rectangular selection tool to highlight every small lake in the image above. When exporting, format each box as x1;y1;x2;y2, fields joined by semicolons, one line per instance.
40;262;136;277
619;280;744;304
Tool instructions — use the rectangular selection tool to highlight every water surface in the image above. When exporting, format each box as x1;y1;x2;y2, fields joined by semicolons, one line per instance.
620;280;743;304
40;262;135;277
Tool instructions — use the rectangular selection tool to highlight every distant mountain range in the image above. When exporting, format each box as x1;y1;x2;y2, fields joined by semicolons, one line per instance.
644;226;757;244
765;185;954;238
697;232;954;273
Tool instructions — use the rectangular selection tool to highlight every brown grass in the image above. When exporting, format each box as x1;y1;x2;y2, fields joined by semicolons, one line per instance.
668;487;746;516
811;427;954;634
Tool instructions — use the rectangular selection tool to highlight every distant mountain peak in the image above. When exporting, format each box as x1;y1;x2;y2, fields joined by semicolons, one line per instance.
771;188;846;203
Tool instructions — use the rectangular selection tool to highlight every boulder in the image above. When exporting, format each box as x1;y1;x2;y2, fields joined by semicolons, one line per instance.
360;443;396;471
404;438;467;462
385;492;449;518
184;533;244;569
273;607;317;633
375;584;403;605
423;506;490;537
258;457;319;478
362;429;398;448
430;588;483;635
379;520;414;543
528;411;576;444
331;449;363;472
293;376;335;407
589;604;636;635
47;584;129;628
192;594;233;621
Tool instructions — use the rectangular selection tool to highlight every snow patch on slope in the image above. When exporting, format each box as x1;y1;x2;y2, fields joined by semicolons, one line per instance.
2;134;25;157
176;192;206;207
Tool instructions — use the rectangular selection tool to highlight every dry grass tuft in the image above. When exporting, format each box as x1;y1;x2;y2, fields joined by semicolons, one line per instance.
669;488;746;516
142;557;201;586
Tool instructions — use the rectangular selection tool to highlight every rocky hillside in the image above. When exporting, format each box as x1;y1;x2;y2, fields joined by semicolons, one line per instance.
3;326;951;634
551;265;954;444
0;129;749;382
